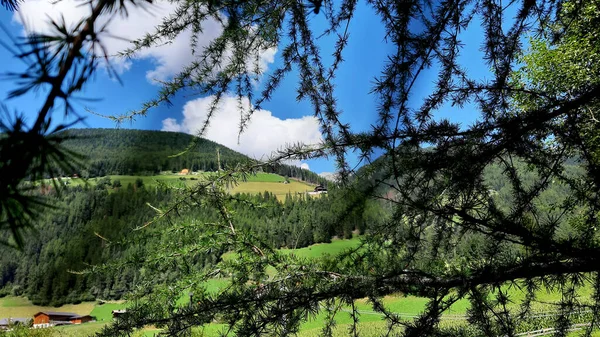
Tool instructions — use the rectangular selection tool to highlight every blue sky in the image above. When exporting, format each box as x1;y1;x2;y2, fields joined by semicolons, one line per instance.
0;1;503;174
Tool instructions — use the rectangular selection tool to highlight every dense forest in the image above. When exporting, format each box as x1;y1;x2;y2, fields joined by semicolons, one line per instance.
0;150;584;306
0;180;383;306
0;128;337;306
59;129;325;184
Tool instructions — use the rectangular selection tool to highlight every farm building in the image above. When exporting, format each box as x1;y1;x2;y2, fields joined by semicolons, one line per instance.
32;312;93;328
308;185;328;195
0;317;30;330
180;168;189;175
70;315;93;324
112;309;127;320
314;185;327;193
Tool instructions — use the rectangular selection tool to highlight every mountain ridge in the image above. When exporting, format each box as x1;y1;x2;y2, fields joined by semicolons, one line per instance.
59;128;325;184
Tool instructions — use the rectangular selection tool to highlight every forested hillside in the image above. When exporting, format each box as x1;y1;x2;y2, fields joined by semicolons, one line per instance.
357;152;583;210
60;129;247;176
1;149;584;307
59;129;324;184
0;182;383;306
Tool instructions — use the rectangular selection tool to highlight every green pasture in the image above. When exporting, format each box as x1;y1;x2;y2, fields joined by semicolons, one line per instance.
2;236;599;336
241;173;287;182
48;172;314;202
280;237;362;259
0;296;95;319
89;302;127;322
229;181;314;201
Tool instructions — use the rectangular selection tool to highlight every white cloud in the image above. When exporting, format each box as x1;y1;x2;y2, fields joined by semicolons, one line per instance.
162;95;322;162
14;1;276;81
161;117;183;132
300;163;310;170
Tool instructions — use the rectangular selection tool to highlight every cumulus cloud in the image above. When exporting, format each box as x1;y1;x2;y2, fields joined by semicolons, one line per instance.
300;163;310;170
162;95;322;166
15;1;276;81
161;117;183;132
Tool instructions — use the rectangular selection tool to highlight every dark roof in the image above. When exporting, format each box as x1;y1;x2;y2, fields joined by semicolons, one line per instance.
0;318;29;325
34;311;79;317
71;315;92;319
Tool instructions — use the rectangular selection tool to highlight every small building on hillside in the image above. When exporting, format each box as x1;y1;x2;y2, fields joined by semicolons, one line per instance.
314;185;327;193
307;184;328;196
32;312;93;328
0;318;30;330
112;309;127;320
180;168;190;175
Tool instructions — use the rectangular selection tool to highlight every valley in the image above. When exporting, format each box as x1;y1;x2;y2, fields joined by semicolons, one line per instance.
0;128;596;336
1;0;598;335
2;236;599;336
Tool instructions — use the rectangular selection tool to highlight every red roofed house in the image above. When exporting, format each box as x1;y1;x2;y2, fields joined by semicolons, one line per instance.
33;312;93;328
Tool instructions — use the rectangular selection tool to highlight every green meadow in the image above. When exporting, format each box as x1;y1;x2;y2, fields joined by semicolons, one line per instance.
2;237;597;336
48;172;315;201
0;296;95;319
280;237;362;258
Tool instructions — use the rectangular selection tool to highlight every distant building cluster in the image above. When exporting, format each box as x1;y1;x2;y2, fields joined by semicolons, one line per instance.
0;310;100;331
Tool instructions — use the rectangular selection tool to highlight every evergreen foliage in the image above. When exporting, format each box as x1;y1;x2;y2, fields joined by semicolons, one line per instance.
59;128;249;176
59;128;325;184
0;183;379;306
1;0;600;335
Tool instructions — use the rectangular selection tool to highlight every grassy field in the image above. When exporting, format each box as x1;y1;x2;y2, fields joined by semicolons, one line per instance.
52;172;314;202
280;237;362;259
0;296;95;319
3;237;597;336
89;302;126;322
229;181;313;201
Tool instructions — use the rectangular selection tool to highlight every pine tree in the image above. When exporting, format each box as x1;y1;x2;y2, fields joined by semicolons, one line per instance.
1;0;600;336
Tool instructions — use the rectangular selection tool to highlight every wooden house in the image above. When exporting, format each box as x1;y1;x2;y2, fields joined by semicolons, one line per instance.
70;315;93;324
32;312;93;328
307;184;328;196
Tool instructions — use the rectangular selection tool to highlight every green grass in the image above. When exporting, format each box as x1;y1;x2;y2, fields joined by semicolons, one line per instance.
89;302;126;322
51;173;315;202
52;321;106;336
241;173;286;182
229;181;314;201
0;296;95;319
280;237;362;259
298;320;400;337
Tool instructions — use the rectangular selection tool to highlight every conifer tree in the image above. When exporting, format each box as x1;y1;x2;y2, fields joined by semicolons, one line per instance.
1;0;600;336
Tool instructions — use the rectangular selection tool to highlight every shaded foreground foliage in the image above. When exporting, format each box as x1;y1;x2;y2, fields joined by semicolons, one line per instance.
1;0;600;336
